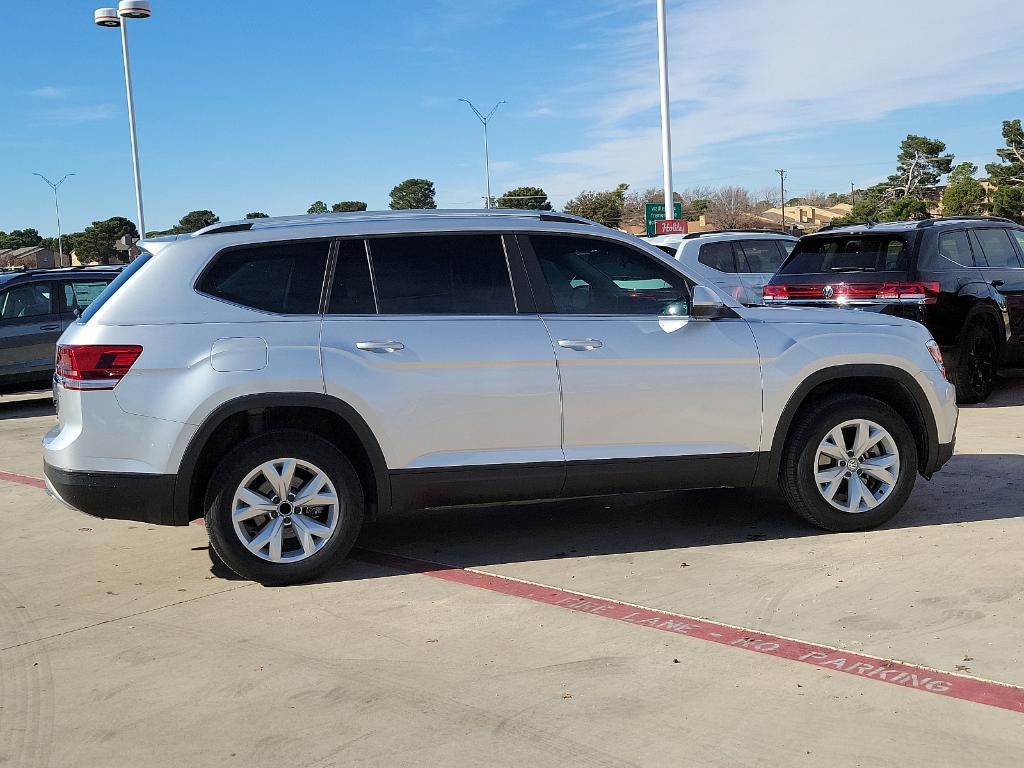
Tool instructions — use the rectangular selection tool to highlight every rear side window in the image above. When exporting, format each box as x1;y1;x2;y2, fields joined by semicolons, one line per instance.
199;241;330;314
934;230;975;268
63;280;110;311
0;282;52;319
327;239;376;314
737;240;786;273
972;228;1022;268
698;241;736;272
368;234;515;315
780;235;912;274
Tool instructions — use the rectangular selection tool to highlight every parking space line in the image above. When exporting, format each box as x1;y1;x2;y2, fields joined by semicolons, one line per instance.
352;549;1024;716
3;469;1022;715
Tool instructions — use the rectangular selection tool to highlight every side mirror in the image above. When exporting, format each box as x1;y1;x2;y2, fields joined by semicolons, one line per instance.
691;285;736;320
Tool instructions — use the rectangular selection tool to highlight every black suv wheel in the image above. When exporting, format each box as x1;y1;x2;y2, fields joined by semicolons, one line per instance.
951;321;998;404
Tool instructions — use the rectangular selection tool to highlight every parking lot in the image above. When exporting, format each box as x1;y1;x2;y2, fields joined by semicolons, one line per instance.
1;380;1022;768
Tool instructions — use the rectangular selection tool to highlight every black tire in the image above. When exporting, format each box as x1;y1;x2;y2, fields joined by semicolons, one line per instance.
951;321;998;404
204;430;364;585
780;394;918;532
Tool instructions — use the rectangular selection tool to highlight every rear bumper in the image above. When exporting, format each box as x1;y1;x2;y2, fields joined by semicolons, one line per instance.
43;462;178;525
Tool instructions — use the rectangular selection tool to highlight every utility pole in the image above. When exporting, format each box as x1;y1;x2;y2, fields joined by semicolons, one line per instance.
776;169;787;233
656;0;674;217
851;182;856;205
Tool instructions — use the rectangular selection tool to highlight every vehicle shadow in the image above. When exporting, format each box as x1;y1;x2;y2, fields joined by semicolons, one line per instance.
0;393;55;421
964;373;1024;408
292;450;1024;586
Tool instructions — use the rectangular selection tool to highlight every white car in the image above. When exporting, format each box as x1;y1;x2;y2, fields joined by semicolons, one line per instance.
43;209;956;584
648;230;798;305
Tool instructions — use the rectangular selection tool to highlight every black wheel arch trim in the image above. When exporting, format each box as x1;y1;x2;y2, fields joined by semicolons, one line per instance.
173;392;390;526
755;364;942;486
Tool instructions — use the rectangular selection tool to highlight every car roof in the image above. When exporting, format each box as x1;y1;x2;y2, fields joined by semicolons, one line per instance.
0;265;123;285
805;216;1019;238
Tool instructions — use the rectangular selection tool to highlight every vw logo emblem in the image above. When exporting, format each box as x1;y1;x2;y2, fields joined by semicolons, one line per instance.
822;285;835;299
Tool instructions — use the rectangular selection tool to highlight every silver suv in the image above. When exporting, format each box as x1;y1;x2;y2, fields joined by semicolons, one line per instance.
43;210;957;584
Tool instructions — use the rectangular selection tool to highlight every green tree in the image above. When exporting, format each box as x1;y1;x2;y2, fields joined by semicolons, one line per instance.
245;211;269;219
564;183;629;227
942;162;987;216
174;210;219;233
992;186;1024;223
0;228;43;249
496;186;552;210
884;134;954;199
74;217;138;265
307;201;328;214
985;119;1024;188
331;201;368;212
389;179;436;210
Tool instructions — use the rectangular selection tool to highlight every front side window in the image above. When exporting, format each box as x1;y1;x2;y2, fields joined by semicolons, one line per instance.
0;283;52;320
198;241;330;314
698;241;737;273
779;235;912;274
368;234;515;315
737;240;786;273
973;228;1022;268
530;234;689;315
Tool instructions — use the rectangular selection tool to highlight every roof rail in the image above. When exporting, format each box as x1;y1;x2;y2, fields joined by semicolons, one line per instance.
916;215;1017;228
200;222;254;235
680;228;791;239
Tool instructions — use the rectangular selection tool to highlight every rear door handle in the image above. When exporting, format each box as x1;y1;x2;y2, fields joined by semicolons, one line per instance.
355;340;405;353
39;323;60;331
992;280;1005;287
557;338;603;351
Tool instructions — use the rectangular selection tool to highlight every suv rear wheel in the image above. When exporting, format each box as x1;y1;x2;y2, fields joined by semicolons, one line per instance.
204;430;364;585
951;320;998;404
780;395;918;532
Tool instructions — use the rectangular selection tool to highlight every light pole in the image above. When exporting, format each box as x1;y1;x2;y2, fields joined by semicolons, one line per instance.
776;169;787;233
458;99;506;208
32;173;75;267
95;1;151;237
656;0;674;217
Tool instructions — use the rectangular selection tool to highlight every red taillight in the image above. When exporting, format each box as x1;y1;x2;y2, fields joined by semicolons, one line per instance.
56;344;142;390
764;281;940;304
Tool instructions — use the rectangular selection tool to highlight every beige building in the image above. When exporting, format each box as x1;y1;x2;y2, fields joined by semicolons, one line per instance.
756;203;852;232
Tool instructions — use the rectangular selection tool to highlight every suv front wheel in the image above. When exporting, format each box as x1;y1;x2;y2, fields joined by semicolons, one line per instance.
780;395;918;532
204;430;365;585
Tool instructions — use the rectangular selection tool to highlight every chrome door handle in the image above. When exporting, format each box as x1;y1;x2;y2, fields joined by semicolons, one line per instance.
557;338;603;351
356;340;405;353
39;323;60;331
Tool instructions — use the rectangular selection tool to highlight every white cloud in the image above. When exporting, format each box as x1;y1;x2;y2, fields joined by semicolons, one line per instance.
29;86;66;99
533;0;1024;196
34;105;116;125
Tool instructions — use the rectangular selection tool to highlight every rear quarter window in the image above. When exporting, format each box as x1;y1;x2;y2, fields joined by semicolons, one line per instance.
198;241;330;314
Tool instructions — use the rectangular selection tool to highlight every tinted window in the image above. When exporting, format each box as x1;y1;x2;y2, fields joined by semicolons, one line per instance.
1011;229;1024;257
369;234;514;315
698;241;736;272
80;253;150;324
199;241;330;314
973;228;1022;268
63;280;110;311
0;282;52;319
531;234;689;315
935;230;975;268
738;240;786;273
780;235;912;274
327;239;375;314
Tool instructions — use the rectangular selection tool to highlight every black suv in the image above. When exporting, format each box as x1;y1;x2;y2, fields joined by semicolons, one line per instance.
764;217;1024;402
0;266;122;394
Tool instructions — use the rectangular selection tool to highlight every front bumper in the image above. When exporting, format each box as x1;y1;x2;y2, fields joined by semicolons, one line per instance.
43;462;177;525
923;437;955;478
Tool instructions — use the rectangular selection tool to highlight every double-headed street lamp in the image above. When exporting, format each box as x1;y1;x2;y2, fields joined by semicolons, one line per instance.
32;173;75;267
94;1;151;237
458;98;507;209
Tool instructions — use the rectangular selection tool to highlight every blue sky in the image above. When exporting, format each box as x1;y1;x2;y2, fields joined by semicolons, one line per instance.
4;0;1024;235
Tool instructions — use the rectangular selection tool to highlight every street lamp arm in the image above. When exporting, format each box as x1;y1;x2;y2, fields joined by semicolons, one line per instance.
484;100;508;121
458;98;486;124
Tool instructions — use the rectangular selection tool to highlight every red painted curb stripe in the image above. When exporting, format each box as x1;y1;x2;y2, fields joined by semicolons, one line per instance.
352;548;1024;715
0;469;46;489
5;468;1023;714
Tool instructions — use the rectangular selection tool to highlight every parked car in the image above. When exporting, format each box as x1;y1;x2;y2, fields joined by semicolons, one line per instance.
648;230;797;305
44;210;956;584
0;265;122;394
764;217;1024;403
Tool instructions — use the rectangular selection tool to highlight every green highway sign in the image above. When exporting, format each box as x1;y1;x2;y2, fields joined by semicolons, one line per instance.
645;202;683;236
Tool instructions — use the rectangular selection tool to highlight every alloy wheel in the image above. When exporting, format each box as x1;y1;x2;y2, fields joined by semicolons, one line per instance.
813;419;900;514
231;458;340;563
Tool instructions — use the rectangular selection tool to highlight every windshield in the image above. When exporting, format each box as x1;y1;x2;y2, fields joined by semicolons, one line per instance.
78;251;153;323
779;234;914;274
